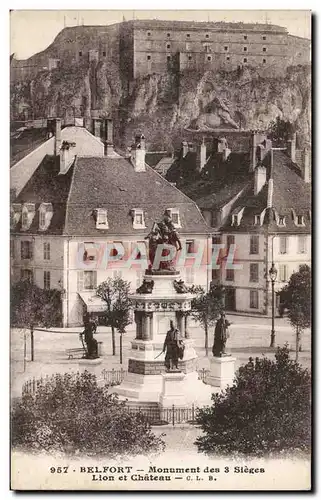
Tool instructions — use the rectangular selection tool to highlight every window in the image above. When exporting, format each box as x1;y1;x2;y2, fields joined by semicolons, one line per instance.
262;36;266;40
10;240;15;259
21;210;29;229
207;56;212;61
254;215;261;225
250;235;259;255
279;236;288;254
231;214;238;226
133;209;145;229
226;56;230;61
167;33;171;37
186;42;191;51
21;269;33;284
244;35;248;40
243;58;247;63
78;271;97;291
298;235;307;254
243;47;247;52
212;268;220;281
250;290;259;309
132;241;145;260
95;208;108;229
21;241;33;260
44;271;51;290
166;43;171;49
166;208;181;228
167;55;171;61
278;215;286;226
83;242;98;261
43;242;50;260
226;269;234;282
185;267;194;284
103;51;106;57
263;47;267;52
147;55;151;60
250;263;259;282
279;264;288;282
227;235;235;250
262;58;266;64
188;55;192;60
39;210;46;228
297;215;305;226
147;32;151;36
206;34;209;38
186;33;190;38
39;203;53;231
186;240;195;254
224;46;228;51
136;270;144;288
79;51;82;56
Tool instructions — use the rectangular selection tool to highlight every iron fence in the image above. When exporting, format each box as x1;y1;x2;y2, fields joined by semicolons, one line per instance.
127;404;199;425
22;368;210;395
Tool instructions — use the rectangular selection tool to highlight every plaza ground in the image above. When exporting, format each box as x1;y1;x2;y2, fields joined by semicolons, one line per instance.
10;314;311;400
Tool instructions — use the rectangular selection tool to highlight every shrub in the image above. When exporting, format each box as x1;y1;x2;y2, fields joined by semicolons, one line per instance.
12;371;165;457
195;346;311;457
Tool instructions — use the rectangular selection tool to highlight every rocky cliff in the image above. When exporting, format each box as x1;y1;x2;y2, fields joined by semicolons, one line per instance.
11;62;311;151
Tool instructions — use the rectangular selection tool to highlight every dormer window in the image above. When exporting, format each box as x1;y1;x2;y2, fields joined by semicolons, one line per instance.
231;214;238;226
231;207;245;226
278;216;286;226
297;215;305;226
166;208;181;228
254;215;261;225
39;203;53;231
132;209;145;229
95;208;108;229
10;203;22;228
21;203;35;231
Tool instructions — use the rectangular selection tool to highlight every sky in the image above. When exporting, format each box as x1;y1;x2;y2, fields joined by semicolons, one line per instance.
10;9;311;60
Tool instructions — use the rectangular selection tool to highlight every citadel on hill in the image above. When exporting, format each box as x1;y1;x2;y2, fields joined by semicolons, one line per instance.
11;19;310;83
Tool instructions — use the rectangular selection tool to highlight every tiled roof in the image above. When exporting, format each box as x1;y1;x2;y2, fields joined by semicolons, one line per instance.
13;154;210;237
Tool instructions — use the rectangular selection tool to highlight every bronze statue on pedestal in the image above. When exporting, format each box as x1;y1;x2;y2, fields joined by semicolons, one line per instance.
145;212;182;272
162;320;185;371
212;312;231;358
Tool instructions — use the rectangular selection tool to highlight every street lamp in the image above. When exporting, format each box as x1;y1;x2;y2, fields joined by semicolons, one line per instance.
269;262;278;348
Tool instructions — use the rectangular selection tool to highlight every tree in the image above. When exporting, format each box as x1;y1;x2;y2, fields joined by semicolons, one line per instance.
12;371;165;456
11;281;62;362
189;284;225;356
281;265;311;361
267;116;295;146
96;277;132;361
195;346;311;457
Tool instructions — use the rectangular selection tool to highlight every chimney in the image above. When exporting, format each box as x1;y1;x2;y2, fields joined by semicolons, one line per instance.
130;134;146;172
54;118;62;156
254;166;267;195
303;148;311;183
286;132;296;163
267;178;274;208
92;119;102;138
196;138;207;171
103;119;114;156
182;141;188;158
59;141;76;174
249;130;257;172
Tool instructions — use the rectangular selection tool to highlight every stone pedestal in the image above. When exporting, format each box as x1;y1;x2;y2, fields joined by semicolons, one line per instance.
207;356;236;390
159;372;188;408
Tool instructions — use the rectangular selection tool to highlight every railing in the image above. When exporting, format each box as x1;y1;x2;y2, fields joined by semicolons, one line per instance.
22;368;210;395
127;404;199;425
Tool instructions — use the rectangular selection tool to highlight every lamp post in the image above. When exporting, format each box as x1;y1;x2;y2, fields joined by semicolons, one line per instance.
269;262;277;348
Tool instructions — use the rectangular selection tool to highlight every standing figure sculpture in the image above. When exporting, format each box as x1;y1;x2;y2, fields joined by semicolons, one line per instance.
212;312;231;357
163;320;185;371
145;213;182;271
80;314;99;359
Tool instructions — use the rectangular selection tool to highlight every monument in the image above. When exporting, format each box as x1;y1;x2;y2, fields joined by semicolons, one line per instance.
207;312;236;390
114;213;213;407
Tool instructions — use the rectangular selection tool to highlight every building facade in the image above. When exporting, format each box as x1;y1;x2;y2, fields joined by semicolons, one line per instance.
167;131;311;314
10;120;211;326
11;20;310;84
